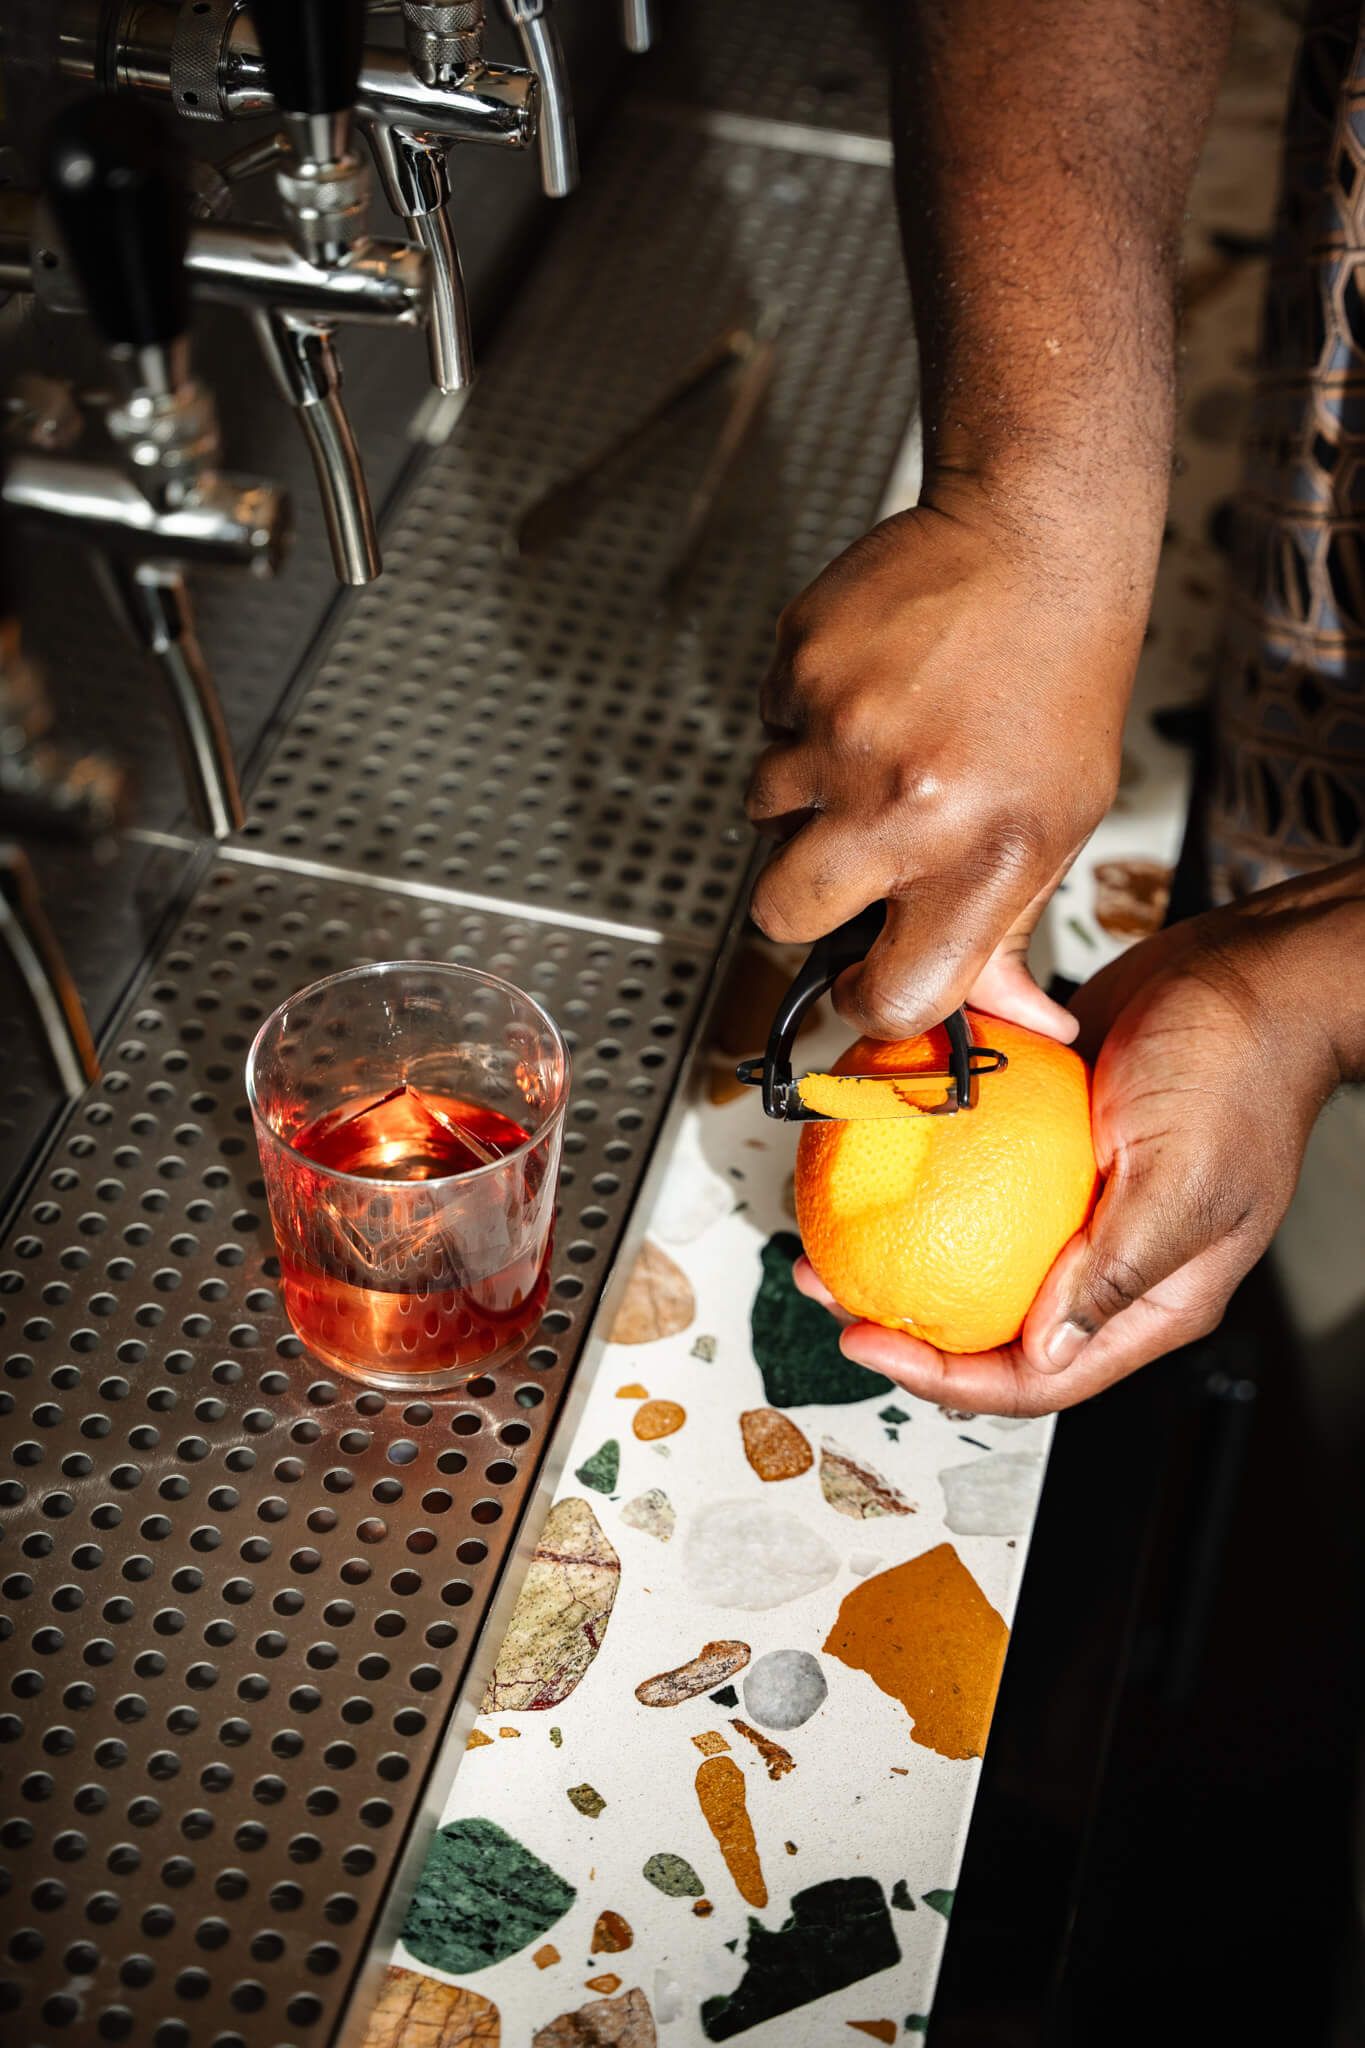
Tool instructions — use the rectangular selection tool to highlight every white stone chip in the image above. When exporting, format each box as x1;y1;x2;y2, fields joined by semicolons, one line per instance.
939;1451;1045;1535
684;1498;839;1610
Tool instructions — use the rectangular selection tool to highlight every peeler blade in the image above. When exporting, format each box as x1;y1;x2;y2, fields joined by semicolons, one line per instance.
793;1070;960;1120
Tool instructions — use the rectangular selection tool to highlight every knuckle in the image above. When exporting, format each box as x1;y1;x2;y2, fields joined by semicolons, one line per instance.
1078;1249;1150;1325
978;813;1050;882
835;966;927;1042
784;636;828;701
1174;1152;1261;1247
880;752;935;810
824;691;877;755
744;758;788;822
775;593;812;648
1188;1300;1231;1346
749;874;805;945
1015;1382;1078;1419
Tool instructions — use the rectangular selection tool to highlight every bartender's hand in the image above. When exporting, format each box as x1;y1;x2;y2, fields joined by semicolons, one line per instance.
794;869;1365;1415
746;491;1148;1042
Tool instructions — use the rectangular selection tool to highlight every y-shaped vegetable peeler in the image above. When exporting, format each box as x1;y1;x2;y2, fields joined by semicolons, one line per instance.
734;902;1007;1121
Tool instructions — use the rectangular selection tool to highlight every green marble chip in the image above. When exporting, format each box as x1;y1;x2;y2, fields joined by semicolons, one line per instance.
751;1234;892;1407
574;1438;620;1493
402;1816;576;1973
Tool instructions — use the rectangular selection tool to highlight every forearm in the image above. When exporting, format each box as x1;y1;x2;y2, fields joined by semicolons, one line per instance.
1233;859;1365;1087
891;0;1235;601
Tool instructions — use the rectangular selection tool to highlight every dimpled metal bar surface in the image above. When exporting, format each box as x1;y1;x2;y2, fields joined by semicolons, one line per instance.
0;37;918;2048
236;111;916;938
0;862;708;2048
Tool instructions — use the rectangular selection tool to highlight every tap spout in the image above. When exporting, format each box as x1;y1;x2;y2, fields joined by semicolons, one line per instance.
98;557;244;838
499;0;577;195
0;844;100;1095
251;308;381;585
361;123;470;391
621;0;658;53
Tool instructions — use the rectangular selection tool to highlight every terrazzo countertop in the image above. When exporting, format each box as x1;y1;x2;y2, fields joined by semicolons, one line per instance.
366;980;1051;2048
359;11;1293;2040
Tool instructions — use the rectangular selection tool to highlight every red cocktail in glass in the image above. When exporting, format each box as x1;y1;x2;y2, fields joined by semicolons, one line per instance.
248;963;569;1389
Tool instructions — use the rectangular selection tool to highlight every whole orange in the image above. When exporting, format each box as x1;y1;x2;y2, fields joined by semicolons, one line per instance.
794;1011;1098;1354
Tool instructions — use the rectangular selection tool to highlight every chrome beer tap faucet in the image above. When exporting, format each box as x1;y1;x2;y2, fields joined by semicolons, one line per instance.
58;3;541;396
1;97;290;840
380;0;574;199
354;2;543;389
55;2;448;581
246;0;384;581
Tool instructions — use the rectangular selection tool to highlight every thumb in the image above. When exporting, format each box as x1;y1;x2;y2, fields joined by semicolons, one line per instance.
968;858;1079;1042
1022;1144;1230;1375
969;927;1078;1043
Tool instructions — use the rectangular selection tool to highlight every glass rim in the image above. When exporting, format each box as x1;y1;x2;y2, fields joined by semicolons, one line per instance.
244;958;572;1192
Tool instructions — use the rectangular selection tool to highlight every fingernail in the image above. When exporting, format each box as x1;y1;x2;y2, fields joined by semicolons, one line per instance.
1041;1319;1089;1375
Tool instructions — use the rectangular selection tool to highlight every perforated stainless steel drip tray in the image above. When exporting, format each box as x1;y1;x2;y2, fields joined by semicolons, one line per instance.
0;862;712;2048
235;109;916;941
0;9;920;2030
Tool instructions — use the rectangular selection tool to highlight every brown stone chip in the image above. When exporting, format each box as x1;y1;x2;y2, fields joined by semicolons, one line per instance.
634;1640;751;1707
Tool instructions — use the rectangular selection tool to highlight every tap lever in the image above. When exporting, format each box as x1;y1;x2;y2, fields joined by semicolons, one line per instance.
44;96;191;365
43;96;218;494
249;0;371;265
249;0;367;122
11;93;291;836
242;0;381;575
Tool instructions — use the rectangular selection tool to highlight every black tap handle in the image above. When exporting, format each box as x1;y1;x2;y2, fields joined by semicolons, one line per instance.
247;0;367;116
44;97;190;349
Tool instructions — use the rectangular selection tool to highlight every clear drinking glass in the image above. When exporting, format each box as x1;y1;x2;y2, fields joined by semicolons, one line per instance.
247;961;569;1391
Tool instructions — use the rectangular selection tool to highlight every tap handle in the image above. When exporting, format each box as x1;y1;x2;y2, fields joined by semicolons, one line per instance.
247;0;366;115
44;96;190;348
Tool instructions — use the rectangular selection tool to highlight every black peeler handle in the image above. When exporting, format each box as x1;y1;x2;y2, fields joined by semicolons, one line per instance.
742;900;978;1119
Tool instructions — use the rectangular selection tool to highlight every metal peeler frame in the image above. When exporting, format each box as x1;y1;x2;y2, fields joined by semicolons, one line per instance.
735;901;1007;1121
